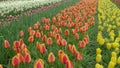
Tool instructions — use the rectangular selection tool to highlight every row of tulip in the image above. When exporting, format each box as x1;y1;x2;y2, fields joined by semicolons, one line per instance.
1;0;98;68
96;0;120;68
0;0;62;19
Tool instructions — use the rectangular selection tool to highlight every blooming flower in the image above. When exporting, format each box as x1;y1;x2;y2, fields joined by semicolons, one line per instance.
34;59;44;68
46;37;53;45
48;52;55;63
96;54;102;63
4;40;10;48
11;55;20;67
19;30;24;37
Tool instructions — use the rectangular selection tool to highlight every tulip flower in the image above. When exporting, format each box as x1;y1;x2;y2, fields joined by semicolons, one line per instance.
96;54;102;62
13;41;20;48
117;57;120;64
36;43;46;54
74;33;79;40
28;36;34;42
48;52;55;63
61;39;67;46
65;60;74;68
95;63;103;68
29;30;35;36
75;51;82;61
96;48;102;54
34;59;44;68
42;35;47;42
17;53;24;63
52;17;56;24
79;41;86;48
46;37;53;45
35;30;41;38
4;40;10;48
108;61;115;68
28;27;32;33
33;23;39;29
19;39;24;46
11;55;20;67
64;29;69;36
0;64;3;68
24;53;31;64
19;30;24;37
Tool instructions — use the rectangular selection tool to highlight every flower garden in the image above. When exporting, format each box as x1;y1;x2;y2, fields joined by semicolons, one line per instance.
0;0;120;68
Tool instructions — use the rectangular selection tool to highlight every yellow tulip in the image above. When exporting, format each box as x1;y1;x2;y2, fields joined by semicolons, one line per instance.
108;61;115;68
106;43;111;49
96;54;102;62
117;57;120;64
96;48;102;54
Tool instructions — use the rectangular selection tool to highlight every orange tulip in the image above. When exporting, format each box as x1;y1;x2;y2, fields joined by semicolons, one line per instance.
34;59;44;68
33;23;39;29
65;60;74;68
72;29;76;35
4;40;10;48
11;55;20;67
24;53;31;64
42;35;47;42
48;52;55;63
36;43;46;54
71;45;77;54
74;33;79;40
19;30;24;37
13;41;20;48
29;30;35;36
64;29;69;36
57;39;62;45
52;17;56;24
84;35;89;44
79;41;86;48
46;37;53;45
17;53;24;63
61;39;67;46
67;44;72;52
62;54;69;64
21;43;26;51
19;39;24;46
35;30;41;38
28;36;34;42
0;64;3;68
75;51;82;61
28;27;32;33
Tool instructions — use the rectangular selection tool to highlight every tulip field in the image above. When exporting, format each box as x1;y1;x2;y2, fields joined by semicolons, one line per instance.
0;0;120;68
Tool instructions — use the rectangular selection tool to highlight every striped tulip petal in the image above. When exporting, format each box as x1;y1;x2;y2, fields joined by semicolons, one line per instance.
48;52;55;63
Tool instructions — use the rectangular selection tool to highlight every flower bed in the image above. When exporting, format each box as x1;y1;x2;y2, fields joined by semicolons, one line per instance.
0;0;62;20
0;0;98;68
96;0;120;68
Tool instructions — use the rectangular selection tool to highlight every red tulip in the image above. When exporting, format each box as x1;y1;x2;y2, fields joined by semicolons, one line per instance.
17;53;24;63
67;44;72;52
24;53;31;64
33;23;39;29
29;30;35;36
28;27;32;33
71;45;77;54
13;41;20;48
74;33;79;40
19;39;24;46
84;35;89;44
36;43;46;54
48;52;55;63
28;36;34;42
42;35;47;42
75;51;82;61
61;39;67;46
62;54;69;64
52;17;56;24
65;60;74;68
46;37;53;45
34;59;44;68
19;30;24;37
35;30;41;38
4;40;10;48
57;39;62;45
79;41;86;48
11;55;20;67
64;29;69;36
